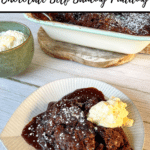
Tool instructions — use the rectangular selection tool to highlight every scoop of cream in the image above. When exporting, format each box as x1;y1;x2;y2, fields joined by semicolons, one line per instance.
87;96;134;128
0;30;26;52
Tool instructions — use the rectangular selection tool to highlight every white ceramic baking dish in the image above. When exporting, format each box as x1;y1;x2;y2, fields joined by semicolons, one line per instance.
24;13;150;54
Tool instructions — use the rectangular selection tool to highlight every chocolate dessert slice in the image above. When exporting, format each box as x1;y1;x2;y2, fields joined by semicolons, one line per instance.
22;87;133;150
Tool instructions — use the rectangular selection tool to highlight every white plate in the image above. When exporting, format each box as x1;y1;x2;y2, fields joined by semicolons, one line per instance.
24;13;150;54
0;78;144;150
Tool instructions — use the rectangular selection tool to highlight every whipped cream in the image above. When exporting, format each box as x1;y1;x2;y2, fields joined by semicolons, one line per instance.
87;96;134;128
0;30;27;52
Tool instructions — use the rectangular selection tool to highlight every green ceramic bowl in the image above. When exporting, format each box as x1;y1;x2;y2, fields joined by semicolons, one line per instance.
0;21;34;77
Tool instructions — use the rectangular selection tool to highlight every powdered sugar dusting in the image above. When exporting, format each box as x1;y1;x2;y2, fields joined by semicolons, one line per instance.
23;88;133;150
115;13;150;35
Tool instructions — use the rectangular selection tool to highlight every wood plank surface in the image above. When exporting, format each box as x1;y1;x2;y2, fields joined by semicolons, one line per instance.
141;44;150;54
0;78;38;132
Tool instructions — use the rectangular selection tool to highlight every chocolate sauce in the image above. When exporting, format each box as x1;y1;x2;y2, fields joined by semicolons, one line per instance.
22;88;105;149
22;87;133;150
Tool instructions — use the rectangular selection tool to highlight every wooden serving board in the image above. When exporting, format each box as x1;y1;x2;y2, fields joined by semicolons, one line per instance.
140;45;150;54
38;27;137;68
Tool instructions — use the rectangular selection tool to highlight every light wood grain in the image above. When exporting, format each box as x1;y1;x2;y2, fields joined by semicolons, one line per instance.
113;85;150;123
143;123;150;150
26;50;150;93
0;78;38;133
11;49;150;93
140;44;150;54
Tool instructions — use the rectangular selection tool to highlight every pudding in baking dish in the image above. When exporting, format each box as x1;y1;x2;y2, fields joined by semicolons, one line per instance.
32;13;150;36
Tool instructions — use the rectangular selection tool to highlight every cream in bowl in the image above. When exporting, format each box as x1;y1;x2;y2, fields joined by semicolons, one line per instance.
0;30;27;52
0;21;34;77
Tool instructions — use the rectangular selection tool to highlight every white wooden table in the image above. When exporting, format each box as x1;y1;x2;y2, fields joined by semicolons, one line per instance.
0;13;150;150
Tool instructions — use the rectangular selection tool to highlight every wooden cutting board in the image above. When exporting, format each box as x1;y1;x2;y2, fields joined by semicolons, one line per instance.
38;27;137;68
140;45;150;54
